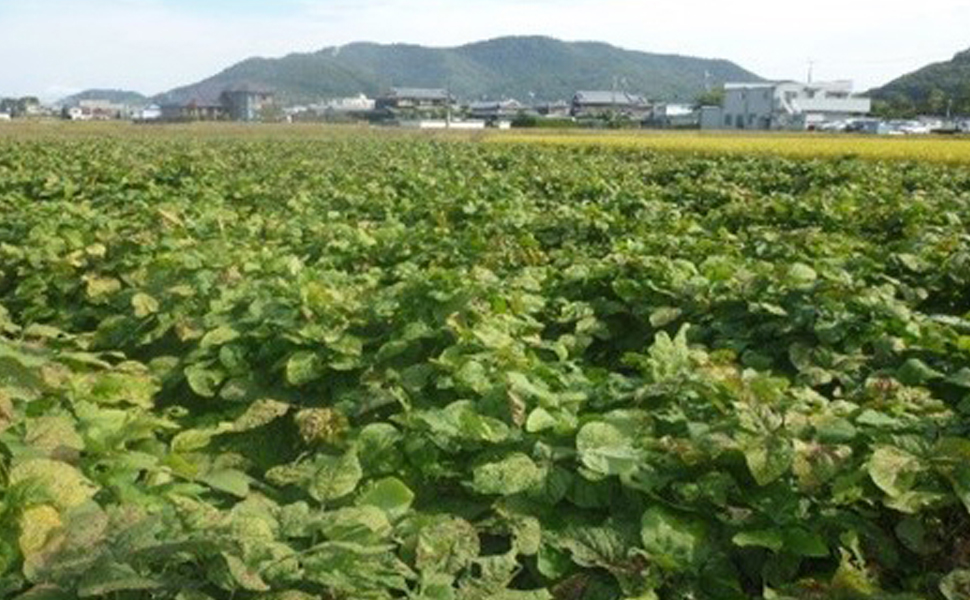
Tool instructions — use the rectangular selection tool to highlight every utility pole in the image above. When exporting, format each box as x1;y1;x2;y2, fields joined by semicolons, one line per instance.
445;84;452;128
807;60;815;84
612;76;618;115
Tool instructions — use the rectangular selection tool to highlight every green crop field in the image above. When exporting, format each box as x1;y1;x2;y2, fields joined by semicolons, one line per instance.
2;127;970;600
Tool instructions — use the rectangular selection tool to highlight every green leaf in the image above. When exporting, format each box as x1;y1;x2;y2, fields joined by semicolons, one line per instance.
355;423;404;475
813;415;857;444
868;446;923;498
895;518;935;555
787;263;817;288
784;528;829;558
286;351;322;386
641;506;708;573
948;368;970;389
77;562;160;597
184;364;224;398
576;421;640;477
202;469;252;498
471;453;542;496
525;407;557;433
13;586;75;600
309;452;363;502
950;463;970;516
897;358;944;386
357;477;415;520
650;306;683;328
732;529;784;552
556;524;635;570
884;490;949;514
744;435;793;486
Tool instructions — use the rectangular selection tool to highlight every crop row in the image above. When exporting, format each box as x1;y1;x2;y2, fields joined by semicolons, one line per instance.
1;137;970;599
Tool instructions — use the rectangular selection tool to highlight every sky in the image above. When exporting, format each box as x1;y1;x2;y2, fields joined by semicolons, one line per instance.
0;0;968;101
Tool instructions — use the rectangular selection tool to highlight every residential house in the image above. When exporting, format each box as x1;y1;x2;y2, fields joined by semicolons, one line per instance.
376;88;455;112
77;99;128;120
468;99;525;120
159;94;227;121
571;91;650;118
534;101;571;118
702;81;871;131
220;85;275;122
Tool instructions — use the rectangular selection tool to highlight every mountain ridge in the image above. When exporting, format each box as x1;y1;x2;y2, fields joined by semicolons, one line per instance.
870;48;970;116
58;89;148;106
155;35;763;105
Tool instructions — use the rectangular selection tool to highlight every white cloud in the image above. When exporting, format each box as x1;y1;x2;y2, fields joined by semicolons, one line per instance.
0;0;966;100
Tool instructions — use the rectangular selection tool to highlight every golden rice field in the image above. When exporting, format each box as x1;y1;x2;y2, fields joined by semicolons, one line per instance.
2;120;969;163
488;129;970;163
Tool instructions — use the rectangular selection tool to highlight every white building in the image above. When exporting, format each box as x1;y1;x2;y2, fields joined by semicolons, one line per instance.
646;103;699;128
139;105;162;121
315;94;376;113
701;81;871;131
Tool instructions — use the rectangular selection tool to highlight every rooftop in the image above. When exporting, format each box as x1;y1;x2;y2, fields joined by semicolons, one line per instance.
387;88;452;100
573;91;647;105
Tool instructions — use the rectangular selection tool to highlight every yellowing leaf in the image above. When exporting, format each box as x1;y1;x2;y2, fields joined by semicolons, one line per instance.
19;505;63;556
131;293;159;318
10;459;97;511
471;453;543;496
233;399;290;432
200;326;240;349
84;275;122;300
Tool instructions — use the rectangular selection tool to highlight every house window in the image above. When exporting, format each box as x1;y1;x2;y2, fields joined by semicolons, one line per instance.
724;114;732;127
736;115;745;129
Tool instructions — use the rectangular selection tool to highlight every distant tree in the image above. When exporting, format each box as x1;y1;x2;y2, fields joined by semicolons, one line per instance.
955;81;970;116
257;104;285;123
695;86;725;107
926;88;947;115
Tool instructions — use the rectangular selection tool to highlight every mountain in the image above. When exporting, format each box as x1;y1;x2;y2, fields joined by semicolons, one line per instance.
870;49;970;116
156;36;762;105
59;89;149;107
